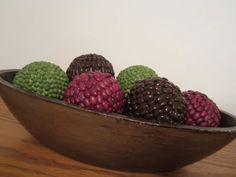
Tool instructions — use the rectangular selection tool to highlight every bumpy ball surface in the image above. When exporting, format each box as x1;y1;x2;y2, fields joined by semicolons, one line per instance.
126;77;187;125
66;54;114;81
13;61;69;99
117;65;157;96
64;72;125;113
183;91;221;127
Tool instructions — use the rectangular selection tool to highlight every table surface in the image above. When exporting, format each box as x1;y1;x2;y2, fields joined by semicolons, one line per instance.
0;98;235;177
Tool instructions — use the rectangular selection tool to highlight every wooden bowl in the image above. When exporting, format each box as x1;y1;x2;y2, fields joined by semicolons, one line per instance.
0;69;235;172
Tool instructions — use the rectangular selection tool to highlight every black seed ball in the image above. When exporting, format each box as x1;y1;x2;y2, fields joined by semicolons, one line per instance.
126;77;187;125
66;54;114;81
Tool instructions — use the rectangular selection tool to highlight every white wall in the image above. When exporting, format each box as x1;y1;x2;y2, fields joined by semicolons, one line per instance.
0;0;236;115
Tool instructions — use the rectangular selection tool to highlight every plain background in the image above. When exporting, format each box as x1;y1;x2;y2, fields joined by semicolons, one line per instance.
0;0;236;115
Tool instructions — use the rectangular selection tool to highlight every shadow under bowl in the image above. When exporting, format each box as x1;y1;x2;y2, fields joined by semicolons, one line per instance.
0;69;235;172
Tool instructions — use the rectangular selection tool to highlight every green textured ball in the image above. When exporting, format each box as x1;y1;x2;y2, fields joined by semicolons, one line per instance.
117;65;157;96
13;61;69;99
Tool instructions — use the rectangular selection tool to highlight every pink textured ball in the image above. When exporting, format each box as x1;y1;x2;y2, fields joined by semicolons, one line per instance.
64;72;125;113
183;91;221;127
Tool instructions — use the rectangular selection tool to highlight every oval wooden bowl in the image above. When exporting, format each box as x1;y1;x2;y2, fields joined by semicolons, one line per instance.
0;70;236;172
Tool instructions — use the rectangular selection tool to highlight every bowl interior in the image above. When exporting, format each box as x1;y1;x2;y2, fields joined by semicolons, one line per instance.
1;70;236;129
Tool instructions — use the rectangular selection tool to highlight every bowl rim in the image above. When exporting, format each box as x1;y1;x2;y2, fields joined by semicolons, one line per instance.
0;69;236;133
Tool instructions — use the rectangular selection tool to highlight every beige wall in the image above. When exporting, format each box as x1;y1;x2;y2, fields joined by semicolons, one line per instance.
0;0;236;115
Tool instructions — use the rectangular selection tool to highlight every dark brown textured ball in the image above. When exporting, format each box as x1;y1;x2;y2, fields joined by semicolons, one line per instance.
66;54;114;81
126;77;187;125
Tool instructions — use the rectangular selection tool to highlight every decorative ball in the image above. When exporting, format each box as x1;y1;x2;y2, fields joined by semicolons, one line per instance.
183;90;221;127
64;72;125;113
66;54;114;81
126;77;187;125
117;65;157;96
13;61;69;99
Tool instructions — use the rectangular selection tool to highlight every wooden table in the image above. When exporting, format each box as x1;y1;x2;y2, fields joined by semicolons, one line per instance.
0;98;235;177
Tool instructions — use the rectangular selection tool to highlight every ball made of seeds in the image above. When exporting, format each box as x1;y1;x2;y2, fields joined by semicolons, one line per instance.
117;65;157;96
126;77;187;125
13;61;69;99
64;72;125;113
183;90;221;127
66;54;114;81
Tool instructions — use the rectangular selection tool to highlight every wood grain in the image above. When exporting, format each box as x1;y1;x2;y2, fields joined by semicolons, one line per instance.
0;97;235;177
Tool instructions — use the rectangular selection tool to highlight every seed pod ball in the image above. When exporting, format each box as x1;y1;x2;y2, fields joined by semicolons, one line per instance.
183;90;221;127
64;72;125;113
126;77;187;125
13;61;69;99
117;65;157;96
66;54;114;81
